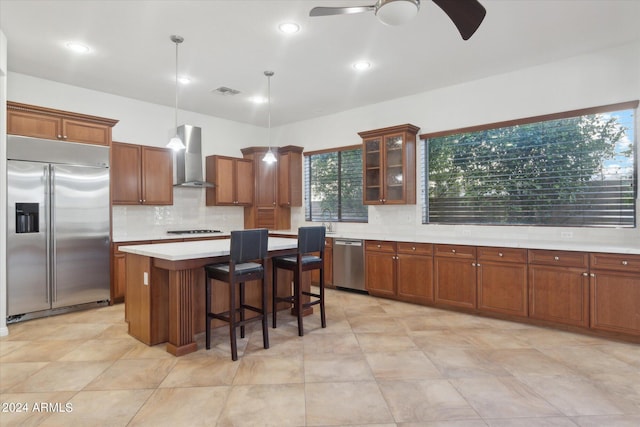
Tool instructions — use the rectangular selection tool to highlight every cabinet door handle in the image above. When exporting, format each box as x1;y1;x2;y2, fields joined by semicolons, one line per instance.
498;252;504;257
377;244;381;248
590;273;595;277
412;247;416;251
451;249;456;254
582;272;589;276
554;256;560;261
57;134;63;139
622;260;629;266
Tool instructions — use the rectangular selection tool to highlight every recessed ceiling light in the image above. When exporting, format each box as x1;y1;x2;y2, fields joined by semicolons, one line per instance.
251;96;268;104
353;61;371;71
178;76;191;84
278;22;300;34
65;42;90;54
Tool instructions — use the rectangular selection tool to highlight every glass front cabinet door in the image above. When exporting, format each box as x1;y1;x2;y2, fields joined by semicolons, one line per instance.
359;124;419;205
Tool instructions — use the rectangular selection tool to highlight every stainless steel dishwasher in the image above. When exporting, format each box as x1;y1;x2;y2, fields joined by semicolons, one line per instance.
333;239;366;292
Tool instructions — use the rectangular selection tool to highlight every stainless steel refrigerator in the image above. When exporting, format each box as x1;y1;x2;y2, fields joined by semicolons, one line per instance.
7;135;110;322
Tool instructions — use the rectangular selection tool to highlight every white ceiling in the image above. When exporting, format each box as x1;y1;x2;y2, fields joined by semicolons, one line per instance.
1;0;639;127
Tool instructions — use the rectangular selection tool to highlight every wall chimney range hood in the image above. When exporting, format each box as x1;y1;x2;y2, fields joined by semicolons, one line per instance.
173;125;214;187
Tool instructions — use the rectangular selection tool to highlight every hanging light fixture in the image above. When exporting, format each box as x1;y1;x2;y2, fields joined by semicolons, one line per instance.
167;35;186;151
262;70;277;163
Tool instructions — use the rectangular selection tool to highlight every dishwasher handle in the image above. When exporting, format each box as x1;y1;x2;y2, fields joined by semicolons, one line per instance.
334;239;362;247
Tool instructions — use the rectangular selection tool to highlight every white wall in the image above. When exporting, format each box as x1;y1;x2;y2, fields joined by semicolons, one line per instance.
283;41;640;249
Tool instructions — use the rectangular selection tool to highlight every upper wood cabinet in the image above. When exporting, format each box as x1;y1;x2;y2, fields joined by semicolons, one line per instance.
278;146;303;207
111;141;173;205
7;101;118;146
359;124;419;205
205;155;254;206
241;146;303;230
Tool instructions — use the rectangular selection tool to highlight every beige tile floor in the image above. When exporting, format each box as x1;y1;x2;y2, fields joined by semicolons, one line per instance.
1;288;640;426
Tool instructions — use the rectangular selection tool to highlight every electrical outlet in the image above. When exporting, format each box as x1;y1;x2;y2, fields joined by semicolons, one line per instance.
143;272;149;286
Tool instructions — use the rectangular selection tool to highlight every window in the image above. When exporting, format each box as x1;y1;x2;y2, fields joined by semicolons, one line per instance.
422;101;638;227
305;146;368;223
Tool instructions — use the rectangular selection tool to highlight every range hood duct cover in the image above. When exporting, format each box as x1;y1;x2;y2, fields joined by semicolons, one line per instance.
173;125;214;187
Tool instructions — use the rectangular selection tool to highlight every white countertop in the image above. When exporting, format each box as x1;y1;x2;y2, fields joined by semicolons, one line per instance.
119;236;298;261
112;231;231;243
114;229;640;255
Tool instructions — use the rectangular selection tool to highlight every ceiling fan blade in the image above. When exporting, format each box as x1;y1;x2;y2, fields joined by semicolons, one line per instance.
309;5;376;17
431;0;486;40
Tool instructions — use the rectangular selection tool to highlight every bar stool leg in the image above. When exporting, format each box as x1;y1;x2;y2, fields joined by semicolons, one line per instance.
272;264;278;329
229;279;238;361
205;277;212;350
239;281;246;339
320;267;326;328
261;276;269;349
296;265;303;337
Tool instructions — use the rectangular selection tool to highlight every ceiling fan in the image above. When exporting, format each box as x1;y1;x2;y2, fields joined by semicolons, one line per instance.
309;0;486;40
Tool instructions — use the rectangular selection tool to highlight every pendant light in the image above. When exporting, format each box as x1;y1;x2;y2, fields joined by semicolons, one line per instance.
167;35;186;151
262;70;277;163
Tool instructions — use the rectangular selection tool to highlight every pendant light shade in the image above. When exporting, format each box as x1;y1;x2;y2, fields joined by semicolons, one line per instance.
262;70;277;163
167;35;186;151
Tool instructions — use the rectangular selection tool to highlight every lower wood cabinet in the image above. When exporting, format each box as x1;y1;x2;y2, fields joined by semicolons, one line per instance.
590;252;640;336
528;249;590;328
477;247;528;317
396;242;434;305
111;241;151;304
365;241;396;297
434;244;477;309
366;240;433;304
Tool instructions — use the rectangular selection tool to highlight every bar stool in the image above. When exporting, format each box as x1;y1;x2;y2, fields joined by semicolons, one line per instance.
272;226;326;336
204;228;269;361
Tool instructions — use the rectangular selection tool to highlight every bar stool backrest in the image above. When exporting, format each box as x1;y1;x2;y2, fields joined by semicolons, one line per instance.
297;226;326;255
230;228;269;263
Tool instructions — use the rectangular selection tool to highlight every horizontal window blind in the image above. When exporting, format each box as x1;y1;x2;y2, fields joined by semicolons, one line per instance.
423;105;636;227
305;148;368;223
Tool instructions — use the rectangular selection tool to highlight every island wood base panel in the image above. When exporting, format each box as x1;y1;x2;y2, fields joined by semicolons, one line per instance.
125;252;311;356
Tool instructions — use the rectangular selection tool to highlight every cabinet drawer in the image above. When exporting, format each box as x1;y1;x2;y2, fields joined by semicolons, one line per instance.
590;252;640;273
528;249;588;268
397;242;433;256
477;247;527;263
435;244;476;259
365;240;396;252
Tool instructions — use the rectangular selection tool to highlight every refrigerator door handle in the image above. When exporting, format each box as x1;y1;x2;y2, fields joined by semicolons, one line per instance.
50;165;57;303
44;165;52;305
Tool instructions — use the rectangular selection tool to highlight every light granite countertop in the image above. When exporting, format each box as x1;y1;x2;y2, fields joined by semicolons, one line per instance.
118;236;298;261
114;229;640;255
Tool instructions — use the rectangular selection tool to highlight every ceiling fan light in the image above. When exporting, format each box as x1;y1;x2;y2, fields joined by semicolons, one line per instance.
376;0;419;26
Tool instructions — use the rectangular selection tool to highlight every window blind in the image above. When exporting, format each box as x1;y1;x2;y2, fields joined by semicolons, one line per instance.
422;104;637;227
305;147;368;222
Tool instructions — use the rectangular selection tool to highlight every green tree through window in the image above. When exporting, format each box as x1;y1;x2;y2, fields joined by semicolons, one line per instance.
305;148;368;222
424;105;636;226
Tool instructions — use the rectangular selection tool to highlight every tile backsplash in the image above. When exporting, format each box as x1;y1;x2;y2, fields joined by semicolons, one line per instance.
112;187;244;238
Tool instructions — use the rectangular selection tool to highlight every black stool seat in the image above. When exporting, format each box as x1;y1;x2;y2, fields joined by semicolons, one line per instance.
205;229;269;361
272;226;327;336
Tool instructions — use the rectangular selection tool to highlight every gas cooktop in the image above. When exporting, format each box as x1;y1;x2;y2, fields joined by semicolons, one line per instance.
167;229;222;235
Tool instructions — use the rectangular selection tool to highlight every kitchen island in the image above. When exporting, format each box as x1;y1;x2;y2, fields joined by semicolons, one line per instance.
119;237;298;356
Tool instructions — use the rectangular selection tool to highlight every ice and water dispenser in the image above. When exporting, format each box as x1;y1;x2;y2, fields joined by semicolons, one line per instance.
15;203;39;233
